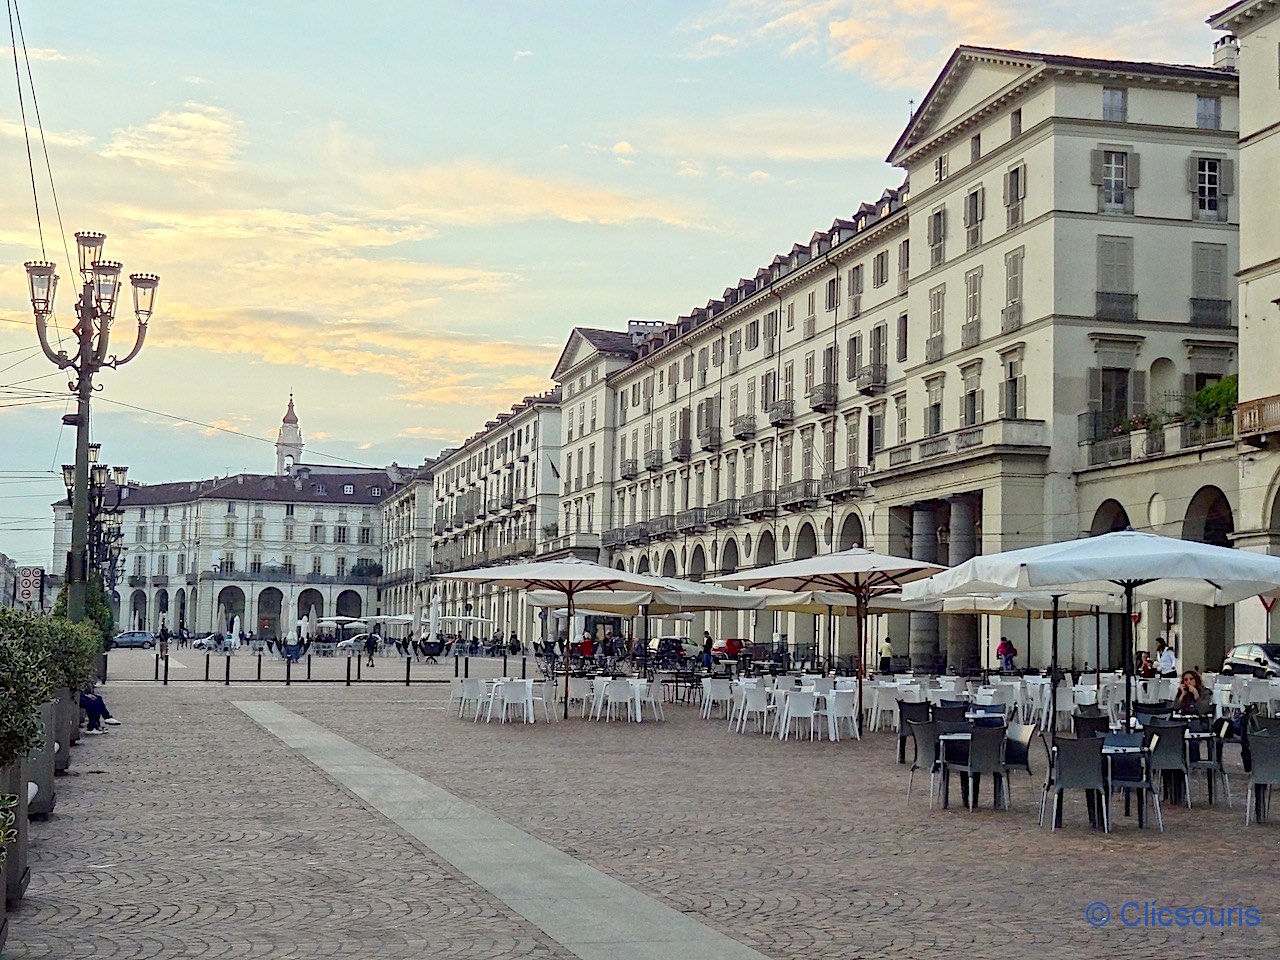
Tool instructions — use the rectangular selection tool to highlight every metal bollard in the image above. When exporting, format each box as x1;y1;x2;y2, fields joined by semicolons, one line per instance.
454;655;459;678
405;656;411;686
521;656;527;679
205;653;211;681
154;653;161;681
257;652;263;681
286;658;292;686
163;654;170;686
307;655;313;681
502;653;508;675
225;655;231;686
346;657;352;686
464;656;469;679
356;656;362;681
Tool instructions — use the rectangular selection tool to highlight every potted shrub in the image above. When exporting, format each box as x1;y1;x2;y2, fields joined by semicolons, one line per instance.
40;617;100;773
0;609;55;905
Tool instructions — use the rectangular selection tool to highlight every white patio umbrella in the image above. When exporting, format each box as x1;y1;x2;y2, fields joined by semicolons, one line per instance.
901;530;1280;731
412;593;423;642
438;557;673;718
428;594;442;641
714;549;945;733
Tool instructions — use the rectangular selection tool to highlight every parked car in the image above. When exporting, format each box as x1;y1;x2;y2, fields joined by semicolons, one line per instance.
1219;643;1280;678
337;633;378;654
647;637;701;660
192;632;238;652
110;630;155;650
711;637;745;659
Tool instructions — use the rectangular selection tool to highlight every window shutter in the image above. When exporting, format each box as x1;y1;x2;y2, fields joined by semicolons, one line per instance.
1002;170;1011;206
997;379;1007;418
927;214;937;246
976;389;984;423
1182;373;1197;400
1087;367;1103;411
963;198;973;229
1017;164;1027;199
1186;155;1198;193
1126;152;1141;189
939;206;947;238
1090;149;1105;185
1130;369;1147;415
977;185;985;221
1221;158;1235;195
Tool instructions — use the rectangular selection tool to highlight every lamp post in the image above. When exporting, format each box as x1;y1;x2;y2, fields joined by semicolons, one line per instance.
27;231;158;623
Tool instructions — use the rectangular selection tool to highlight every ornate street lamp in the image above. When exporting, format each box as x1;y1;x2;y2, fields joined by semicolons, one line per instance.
27;231;158;623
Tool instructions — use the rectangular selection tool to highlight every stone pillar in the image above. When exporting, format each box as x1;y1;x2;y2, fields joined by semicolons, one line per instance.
946;496;980;673
908;503;939;668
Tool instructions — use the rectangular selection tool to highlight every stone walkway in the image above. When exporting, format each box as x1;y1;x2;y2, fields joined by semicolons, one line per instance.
6;666;1279;958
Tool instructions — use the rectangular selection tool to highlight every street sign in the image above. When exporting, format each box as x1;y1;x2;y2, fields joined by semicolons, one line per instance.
17;566;44;605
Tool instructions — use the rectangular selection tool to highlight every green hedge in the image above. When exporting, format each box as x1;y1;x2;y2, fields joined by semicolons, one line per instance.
0;609;57;769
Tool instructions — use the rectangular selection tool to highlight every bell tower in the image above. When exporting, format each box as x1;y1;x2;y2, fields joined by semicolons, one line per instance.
276;394;304;475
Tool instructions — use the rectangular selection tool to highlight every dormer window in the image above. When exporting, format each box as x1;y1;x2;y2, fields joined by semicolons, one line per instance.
343;484;354;495
372;486;382;497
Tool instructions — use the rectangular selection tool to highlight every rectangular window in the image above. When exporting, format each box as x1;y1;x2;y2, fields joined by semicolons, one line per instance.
847;334;862;381
868;408;884;458
1097;236;1134;293
925;379;944;437
337;556;347;577
964;186;984;249
1103;86;1128;122
846;416;860;468
746;320;760;350
224;521;236;539
806;291;816;319
825;275;841;311
870;323;888;367
312;555;322;575
961;365;984;427
783;362;794;400
335;526;349;544
1192;156;1230;222
934;152;949;182
729;385;739;422
927;207;946;267
803;352;815;394
1093;149;1137;214
285;504;294;517
785;302;796;332
928;286;945;361
1003;248;1024;332
359;527;371;545
895;397;908;444
898;239;910;292
283;555;295;575
252;522;264;540
896;314;908;363
872;251;889;287
311;524;324;543
970;134;981;163
177;553;186;575
1004;163;1025;229
283;523;294;541
250;554;262;574
1192;242;1229;303
1002;356;1027;419
1196;95;1221;130
222;554;236;574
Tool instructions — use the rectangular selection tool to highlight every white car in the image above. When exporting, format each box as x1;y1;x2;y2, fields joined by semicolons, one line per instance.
337;633;379;655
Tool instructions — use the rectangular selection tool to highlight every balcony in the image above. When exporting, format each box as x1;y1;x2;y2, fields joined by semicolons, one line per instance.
732;414;757;440
537;532;600;558
670;437;692;463
488;497;501;514
1087;435;1131;466
433;520;446;536
707;499;741;526
452;511;465;528
856;363;887;396
925;334;945;362
699;426;722;452
602;528;624;549
1096;291;1138;322
649;515;677;540
500;492;514;510
624;522;650;545
1240;393;1280;446
808;382;837;413
151;575;169;587
1180;417;1234;449
768;398;795;427
888;446;913;467
1077;410;1127;444
741;490;777;518
128;574;146;587
185;573;197;585
1190;298;1232;327
645;449;665;472
919;435;951;459
961;320;981;349
620;458;640;480
1000;302;1023;333
820;467;868;501
676;508;708;533
779;479;820;510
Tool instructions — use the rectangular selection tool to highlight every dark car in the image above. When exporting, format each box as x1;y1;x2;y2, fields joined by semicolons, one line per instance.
110;630;155;650
1219;643;1280;678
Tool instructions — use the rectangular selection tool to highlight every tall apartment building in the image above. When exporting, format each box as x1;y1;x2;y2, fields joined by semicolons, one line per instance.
378;460;436;621
1210;3;1280;646
431;389;562;642
564;46;1240;670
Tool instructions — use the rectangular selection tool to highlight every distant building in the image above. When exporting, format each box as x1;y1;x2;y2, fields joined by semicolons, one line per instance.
52;398;431;637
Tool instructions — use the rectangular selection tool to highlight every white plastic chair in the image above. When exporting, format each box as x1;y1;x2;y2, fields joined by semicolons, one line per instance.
567;677;592;717
701;678;732;719
459;678;488;720
448;677;464;713
588;679;610;720
821;689;859;741
602;679;635;722
489;680;532;723
779;690;819;740
736;686;775;733
638;681;665;721
811;677;835;696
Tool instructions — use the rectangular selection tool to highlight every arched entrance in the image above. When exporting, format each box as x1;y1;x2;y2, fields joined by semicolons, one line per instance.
153;589;170;632
174;588;186;631
720;538;740;575
257;587;284;639
793;523;818;560
1182;486;1236;669
216;585;246;633
838;512;865;551
791;524;819;656
688;545;707;581
297;588;324;623
130;589;147;631
754;531;777;647
336;590;362;619
661;551;678;578
756;530;776;567
637;555;651;574
1091;499;1131;536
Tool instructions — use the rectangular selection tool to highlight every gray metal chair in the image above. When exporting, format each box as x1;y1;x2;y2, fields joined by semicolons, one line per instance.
1245;732;1280;825
932;704;967;724
1146;719;1191;808
898;700;932;764
948;725;1008;811
1109;733;1165;832
1073;713;1110;739
1189;716;1232;808
906;719;941;807
1046;735;1108;831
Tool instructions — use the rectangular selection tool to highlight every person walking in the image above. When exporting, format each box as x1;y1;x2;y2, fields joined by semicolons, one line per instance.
1155;637;1177;678
878;636;894;674
364;632;378;667
995;636;1018;673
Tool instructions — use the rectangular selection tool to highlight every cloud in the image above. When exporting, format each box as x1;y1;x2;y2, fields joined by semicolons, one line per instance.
633;106;895;163
0;118;92;148
676;159;705;177
514;50;534;60
612;140;638;156
101;102;242;172
0;47;68;63
681;0;1211;89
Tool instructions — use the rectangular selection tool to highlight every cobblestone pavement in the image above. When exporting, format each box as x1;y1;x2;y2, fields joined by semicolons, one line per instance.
8;661;1280;959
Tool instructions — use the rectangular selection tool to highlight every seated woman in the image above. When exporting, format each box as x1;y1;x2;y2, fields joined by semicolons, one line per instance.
1174;669;1212;715
1137;651;1157;679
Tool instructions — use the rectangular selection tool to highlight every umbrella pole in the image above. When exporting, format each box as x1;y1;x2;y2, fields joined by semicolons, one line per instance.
855;591;866;736
1025;611;1032;671
1123;585;1134;729
1094;607;1101;687
1050;595;1061;747
826;604;834;674
984;615;990;681
563;591;574;720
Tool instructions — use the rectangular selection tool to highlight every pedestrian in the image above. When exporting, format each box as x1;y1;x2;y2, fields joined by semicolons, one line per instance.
364;631;378;667
158;623;171;659
1155;637;1177;678
878;635;893;674
80;687;120;734
995;636;1018;673
700;631;714;670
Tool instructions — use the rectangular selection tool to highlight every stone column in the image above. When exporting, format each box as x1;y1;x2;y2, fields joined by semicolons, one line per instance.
908;503;939;668
946;495;980;673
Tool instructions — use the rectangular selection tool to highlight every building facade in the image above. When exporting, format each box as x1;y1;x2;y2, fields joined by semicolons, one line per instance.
53;400;405;637
1211;4;1280;646
430;390;563;643
378;461;436;621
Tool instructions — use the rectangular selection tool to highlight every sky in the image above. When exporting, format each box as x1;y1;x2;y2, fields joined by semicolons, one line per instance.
0;0;1220;565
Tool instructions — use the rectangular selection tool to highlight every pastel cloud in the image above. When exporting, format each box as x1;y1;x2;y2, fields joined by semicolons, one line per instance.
101;102;242;172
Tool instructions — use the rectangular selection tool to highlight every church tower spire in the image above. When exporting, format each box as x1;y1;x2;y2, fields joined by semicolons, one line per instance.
276;393;304;475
